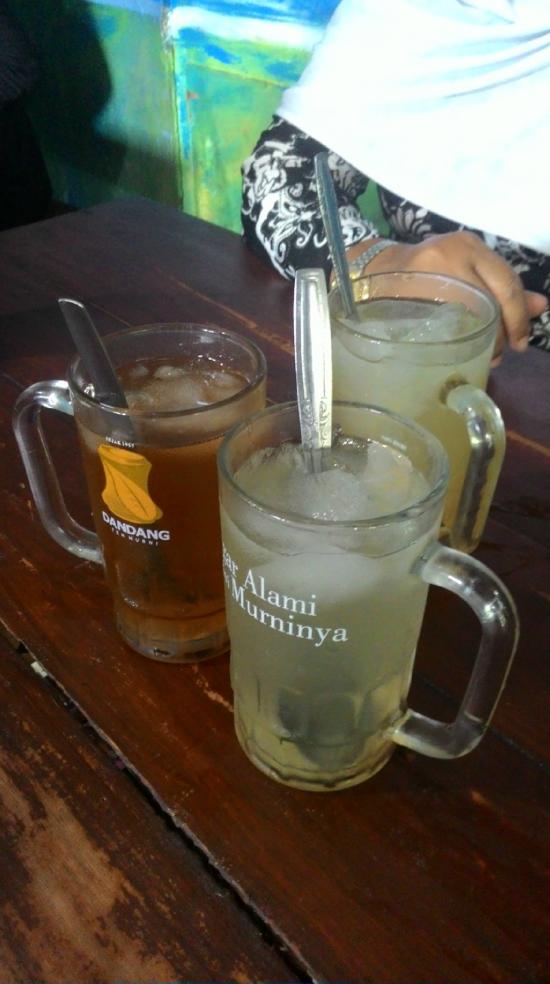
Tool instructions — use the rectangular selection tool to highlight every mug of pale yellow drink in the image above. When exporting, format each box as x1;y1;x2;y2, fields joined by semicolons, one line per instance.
218;402;518;791
330;272;504;553
13;323;266;662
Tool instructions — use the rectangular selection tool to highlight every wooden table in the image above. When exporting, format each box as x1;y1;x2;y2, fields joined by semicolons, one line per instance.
0;198;548;984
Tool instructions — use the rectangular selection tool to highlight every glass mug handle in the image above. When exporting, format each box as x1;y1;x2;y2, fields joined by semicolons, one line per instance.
12;380;102;564
386;542;518;759
442;381;506;552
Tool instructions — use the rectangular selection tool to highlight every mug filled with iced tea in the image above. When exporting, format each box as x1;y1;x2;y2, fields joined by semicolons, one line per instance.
13;323;266;662
218;402;518;791
330;272;505;553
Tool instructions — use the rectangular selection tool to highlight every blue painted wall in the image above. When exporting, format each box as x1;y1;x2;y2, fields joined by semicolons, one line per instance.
13;0;181;209
166;0;339;229
14;0;383;233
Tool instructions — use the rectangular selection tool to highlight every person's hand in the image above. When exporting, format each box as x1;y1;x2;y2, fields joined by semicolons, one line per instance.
348;231;548;358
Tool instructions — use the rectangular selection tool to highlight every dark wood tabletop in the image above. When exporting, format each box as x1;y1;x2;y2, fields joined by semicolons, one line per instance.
0;198;548;984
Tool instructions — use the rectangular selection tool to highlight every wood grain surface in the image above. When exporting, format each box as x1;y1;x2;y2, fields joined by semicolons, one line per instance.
1;200;548;984
0;637;297;984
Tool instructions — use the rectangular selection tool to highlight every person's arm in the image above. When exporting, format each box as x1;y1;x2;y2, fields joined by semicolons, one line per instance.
355;232;547;357
242;117;547;353
241;115;378;280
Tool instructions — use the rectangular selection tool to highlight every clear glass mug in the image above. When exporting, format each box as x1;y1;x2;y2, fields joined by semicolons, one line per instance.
330;272;505;553
13;323;266;663
218;402;518;791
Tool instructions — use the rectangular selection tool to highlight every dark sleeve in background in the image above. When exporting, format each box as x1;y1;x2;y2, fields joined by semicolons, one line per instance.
0;0;51;230
241;115;378;280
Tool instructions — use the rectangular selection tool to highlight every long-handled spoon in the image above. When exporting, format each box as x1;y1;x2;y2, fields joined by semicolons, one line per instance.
58;297;134;445
58;298;128;408
284;269;362;769
314;151;358;321
294;268;333;473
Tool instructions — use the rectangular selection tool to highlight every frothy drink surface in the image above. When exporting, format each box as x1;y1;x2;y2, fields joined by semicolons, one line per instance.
235;435;428;520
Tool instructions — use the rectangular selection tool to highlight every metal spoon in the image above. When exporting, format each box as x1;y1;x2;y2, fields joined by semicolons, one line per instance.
287;270;361;776
58;298;128;408
58;297;134;445
294;268;333;473
314;151;358;321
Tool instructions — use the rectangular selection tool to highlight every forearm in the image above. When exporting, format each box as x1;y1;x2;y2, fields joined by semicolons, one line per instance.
241;115;378;280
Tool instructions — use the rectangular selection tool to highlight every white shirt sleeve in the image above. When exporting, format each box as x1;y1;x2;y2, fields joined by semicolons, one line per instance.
279;0;550;252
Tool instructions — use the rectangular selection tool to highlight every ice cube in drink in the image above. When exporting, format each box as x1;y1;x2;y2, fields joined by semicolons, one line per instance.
234;434;422;520
122;358;247;412
220;429;441;789
77;353;265;661
331;296;494;538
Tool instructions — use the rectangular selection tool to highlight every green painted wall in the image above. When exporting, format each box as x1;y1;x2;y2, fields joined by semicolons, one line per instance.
13;1;181;209
10;0;386;236
172;23;386;234
174;34;311;232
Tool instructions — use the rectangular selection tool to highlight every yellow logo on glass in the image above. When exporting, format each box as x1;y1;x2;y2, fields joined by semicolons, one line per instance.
98;444;163;524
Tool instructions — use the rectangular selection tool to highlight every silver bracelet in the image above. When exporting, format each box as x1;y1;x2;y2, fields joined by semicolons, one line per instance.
348;239;396;279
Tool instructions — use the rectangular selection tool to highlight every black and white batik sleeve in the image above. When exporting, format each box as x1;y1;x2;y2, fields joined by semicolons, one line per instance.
241;116;379;280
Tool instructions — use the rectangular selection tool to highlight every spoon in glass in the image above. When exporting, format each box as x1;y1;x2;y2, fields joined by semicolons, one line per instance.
294;268;333;474
58;297;128;408
58;297;134;443
314;151;358;322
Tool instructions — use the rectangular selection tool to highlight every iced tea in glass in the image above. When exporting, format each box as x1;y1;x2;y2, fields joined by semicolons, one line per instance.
13;323;266;662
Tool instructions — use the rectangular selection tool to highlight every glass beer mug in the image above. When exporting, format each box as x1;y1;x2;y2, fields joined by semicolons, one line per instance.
13;323;266;663
330;272;505;553
218;402;518;791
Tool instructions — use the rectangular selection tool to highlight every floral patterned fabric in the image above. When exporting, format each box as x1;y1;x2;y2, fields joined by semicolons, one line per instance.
242;116;550;350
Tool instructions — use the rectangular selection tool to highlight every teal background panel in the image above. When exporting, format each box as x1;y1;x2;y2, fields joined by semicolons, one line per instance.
12;1;181;209
8;0;387;236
